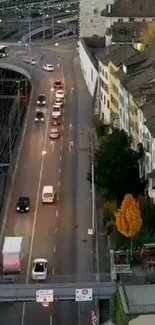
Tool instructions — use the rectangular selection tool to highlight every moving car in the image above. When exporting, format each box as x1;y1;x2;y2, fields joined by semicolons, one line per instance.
30;58;37;65
34;111;44;122
49;128;59;139
55;97;63;107
56;90;64;99
51;116;61;126
51;104;62;117
37;94;46;106
43;64;54;71
23;57;30;64
53;80;63;90
32;258;48;281
16;196;30;213
42;186;55;203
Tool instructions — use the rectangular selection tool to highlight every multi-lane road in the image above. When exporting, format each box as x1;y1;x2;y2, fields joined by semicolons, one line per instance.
0;40;94;324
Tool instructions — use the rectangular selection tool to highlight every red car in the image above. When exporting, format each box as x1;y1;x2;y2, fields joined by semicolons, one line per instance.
51;116;61;126
53;80;63;90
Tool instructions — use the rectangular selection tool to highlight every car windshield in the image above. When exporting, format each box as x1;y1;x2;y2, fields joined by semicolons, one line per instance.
39;95;45;101
55;81;61;85
43;193;53;198
51;130;57;134
53;107;60;112
19;197;28;205
36;112;44;118
56;98;61;102
57;91;62;94
34;263;44;272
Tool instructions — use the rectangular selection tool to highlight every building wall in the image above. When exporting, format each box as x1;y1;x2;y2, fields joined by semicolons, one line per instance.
79;0;107;37
118;81;129;133
108;61;120;127
79;39;98;97
98;60;110;124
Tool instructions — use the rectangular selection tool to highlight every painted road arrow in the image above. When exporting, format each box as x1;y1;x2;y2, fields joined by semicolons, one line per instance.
69;141;73;153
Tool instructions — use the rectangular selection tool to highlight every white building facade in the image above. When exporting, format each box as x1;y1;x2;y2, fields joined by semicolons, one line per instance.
79;39;98;97
118;81;130;133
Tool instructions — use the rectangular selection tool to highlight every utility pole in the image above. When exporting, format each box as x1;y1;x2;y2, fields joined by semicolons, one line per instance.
43;6;45;42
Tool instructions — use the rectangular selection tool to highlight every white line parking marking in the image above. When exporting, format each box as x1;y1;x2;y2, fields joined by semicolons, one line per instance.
59;168;61;173
53;246;56;253
60;156;62;161
56;210;59;217
61;136;63;141
50;315;53;325
58;181;60;187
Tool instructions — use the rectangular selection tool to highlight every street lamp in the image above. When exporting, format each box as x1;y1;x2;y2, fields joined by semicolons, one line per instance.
42;150;47;155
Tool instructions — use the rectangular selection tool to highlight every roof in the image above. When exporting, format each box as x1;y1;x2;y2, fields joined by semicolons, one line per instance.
96;44;137;67
111;22;146;43
101;0;155;17
141;99;155;120
145;115;155;137
2;237;23;254
129;315;155;325
119;284;155;314
80;37;105;70
42;186;54;193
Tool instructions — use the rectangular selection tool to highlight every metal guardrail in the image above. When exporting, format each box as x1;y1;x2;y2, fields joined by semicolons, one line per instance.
0;282;116;301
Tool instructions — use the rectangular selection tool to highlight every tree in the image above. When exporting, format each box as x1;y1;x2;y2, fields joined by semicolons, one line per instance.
115;194;142;238
94;128;142;202
140;21;155;45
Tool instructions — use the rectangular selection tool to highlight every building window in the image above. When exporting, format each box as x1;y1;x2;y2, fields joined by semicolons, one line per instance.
118;18;123;22
100;66;102;72
104;95;106;104
107;100;109;109
102;68;104;76
112;82;118;96
119;94;124;106
105;84;109;94
105;72;108;80
129;17;134;22
91;69;93;81
100;92;103;101
111;95;118;109
135;122;139;133
152;179;155;190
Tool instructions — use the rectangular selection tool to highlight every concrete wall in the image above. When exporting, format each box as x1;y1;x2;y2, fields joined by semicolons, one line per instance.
79;39;98;97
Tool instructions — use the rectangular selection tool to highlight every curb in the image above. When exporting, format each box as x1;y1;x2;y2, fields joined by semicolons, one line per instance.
0;81;34;247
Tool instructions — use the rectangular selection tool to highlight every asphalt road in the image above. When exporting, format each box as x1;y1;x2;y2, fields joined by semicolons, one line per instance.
0;40;94;325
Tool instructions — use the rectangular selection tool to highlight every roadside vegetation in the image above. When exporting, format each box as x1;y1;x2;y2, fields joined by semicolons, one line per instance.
90;119;155;249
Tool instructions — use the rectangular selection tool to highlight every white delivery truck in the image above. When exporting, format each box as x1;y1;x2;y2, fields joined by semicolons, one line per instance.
2;236;23;282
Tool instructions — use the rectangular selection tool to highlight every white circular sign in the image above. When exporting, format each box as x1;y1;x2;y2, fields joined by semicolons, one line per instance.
82;289;88;295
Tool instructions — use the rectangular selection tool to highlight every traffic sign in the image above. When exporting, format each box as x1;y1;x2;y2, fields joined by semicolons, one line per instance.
36;289;54;303
75;288;93;301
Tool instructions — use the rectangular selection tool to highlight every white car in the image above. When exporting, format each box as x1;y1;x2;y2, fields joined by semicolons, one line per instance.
32;258;48;281
42;185;55;203
55;97;63;107
49;128;59;139
23;57;30;64
30;58;37;65
51;104;62;117
56;90;64;99
43;64;54;71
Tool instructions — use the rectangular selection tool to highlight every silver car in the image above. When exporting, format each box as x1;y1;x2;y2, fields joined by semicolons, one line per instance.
49;128;59;139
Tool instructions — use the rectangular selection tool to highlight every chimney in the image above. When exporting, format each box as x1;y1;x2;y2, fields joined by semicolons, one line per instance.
106;4;111;13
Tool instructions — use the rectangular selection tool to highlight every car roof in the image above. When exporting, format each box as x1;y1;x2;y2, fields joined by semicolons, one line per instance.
19;196;29;200
53;104;61;108
42;186;54;193
54;80;61;83
51;128;58;132
38;94;45;97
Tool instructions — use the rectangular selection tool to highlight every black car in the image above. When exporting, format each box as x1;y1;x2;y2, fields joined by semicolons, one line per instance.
34;111;44;122
16;196;30;213
37;94;46;106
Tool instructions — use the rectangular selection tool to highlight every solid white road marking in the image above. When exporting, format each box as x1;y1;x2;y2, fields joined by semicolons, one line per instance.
61;136;63;141
50;315;53;325
53;245;56;253
62;116;64;122
62;125;64;131
59;168;61;173
60;156;62;161
55;228;57;233
61;145;63;151
58;181;60;187
57;194;60;201
56;210;59;217
50;140;55;152
52;267;55;276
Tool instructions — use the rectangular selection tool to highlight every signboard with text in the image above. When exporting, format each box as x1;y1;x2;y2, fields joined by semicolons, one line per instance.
75;288;93;301
36;289;54;303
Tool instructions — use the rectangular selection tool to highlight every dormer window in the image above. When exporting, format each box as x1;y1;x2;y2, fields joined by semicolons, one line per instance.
123;65;127;74
129;17;134;22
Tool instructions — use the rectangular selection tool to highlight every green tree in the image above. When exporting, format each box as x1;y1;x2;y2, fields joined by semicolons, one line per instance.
94;128;142;202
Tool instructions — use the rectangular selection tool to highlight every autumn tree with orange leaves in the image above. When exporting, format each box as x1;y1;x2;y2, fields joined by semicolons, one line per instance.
115;194;142;238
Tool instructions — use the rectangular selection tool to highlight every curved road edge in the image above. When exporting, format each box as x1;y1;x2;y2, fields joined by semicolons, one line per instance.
0;63;34;248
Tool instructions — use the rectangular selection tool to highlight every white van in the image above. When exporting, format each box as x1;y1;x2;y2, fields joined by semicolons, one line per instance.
42;186;55;203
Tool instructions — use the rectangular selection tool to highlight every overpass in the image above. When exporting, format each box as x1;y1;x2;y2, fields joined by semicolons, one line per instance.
0;282;116;302
0;0;78;10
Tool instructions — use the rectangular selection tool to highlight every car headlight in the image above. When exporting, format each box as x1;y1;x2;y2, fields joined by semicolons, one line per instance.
41;118;44;121
43;101;45;104
35;118;38;121
17;207;20;210
37;101;39;104
25;207;29;210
